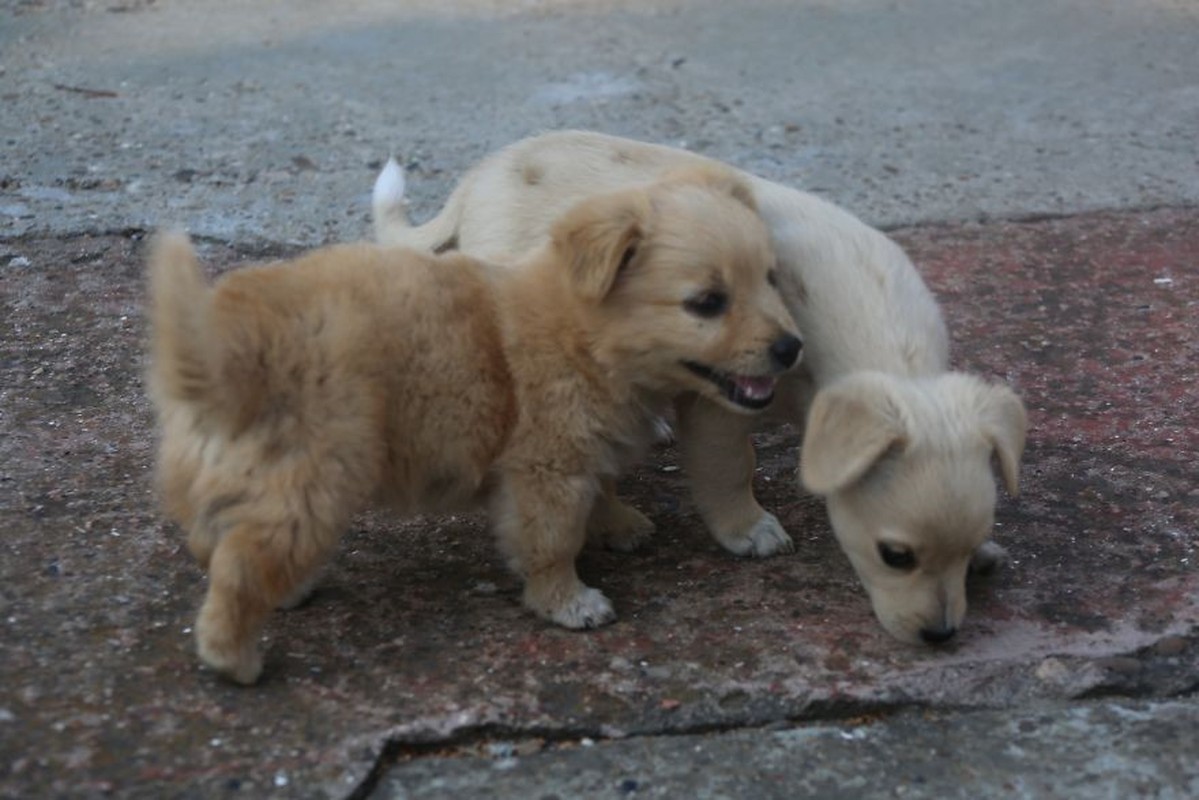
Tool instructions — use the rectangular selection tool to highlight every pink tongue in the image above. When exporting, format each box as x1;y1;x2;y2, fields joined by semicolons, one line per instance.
733;375;777;400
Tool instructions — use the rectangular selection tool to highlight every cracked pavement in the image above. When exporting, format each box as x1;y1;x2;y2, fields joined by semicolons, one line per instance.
2;1;1197;797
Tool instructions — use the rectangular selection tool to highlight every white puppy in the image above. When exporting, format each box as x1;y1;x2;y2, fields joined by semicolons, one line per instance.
372;131;1026;645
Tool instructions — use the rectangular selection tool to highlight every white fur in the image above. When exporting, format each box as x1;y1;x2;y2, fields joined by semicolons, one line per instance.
371;157;407;243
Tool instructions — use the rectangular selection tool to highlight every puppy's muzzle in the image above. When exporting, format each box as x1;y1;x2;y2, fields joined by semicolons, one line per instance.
769;334;803;371
682;335;801;411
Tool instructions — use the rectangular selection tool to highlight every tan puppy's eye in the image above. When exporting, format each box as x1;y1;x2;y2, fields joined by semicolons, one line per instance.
767;268;779;288
877;542;917;571
684;290;729;318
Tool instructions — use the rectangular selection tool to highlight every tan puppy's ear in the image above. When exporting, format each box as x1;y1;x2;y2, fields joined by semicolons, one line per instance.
977;383;1027;496
551;190;648;301
802;374;907;495
661;164;757;212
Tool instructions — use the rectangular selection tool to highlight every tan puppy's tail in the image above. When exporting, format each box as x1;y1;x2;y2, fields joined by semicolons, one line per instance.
147;231;216;405
147;232;267;433
371;156;465;252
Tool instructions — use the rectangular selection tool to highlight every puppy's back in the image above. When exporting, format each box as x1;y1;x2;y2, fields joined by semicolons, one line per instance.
148;237;398;436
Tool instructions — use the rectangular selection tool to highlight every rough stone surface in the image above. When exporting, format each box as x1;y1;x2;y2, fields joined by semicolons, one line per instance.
2;209;1196;798
2;1;1198;798
2;0;1198;244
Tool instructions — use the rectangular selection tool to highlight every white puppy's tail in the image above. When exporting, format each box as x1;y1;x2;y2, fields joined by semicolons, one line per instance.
371;156;466;253
371;157;409;243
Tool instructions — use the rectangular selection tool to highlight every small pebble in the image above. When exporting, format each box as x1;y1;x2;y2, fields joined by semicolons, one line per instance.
1152;635;1188;656
1096;656;1142;675
486;742;515;759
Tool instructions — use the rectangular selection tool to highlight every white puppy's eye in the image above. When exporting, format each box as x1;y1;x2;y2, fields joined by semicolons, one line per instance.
878;542;917;571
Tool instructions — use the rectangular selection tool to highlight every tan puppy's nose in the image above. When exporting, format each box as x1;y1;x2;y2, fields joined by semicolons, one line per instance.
770;334;803;371
920;624;957;645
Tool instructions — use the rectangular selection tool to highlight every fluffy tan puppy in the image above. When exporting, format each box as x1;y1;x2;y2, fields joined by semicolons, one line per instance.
147;171;801;683
372;131;1027;645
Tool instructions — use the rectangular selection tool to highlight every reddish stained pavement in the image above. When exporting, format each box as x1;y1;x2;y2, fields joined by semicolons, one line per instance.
0;208;1195;798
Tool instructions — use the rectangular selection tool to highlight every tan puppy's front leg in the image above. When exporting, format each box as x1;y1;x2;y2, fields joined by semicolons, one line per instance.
675;396;794;557
587;478;655;552
495;475;616;629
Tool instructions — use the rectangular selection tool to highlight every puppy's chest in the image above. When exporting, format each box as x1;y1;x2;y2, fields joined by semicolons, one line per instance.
508;397;657;480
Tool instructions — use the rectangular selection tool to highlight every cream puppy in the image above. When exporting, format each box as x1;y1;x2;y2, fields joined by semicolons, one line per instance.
147;170;801;683
372;131;1027;644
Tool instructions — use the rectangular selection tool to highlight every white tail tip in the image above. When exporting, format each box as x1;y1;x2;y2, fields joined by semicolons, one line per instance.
372;156;407;212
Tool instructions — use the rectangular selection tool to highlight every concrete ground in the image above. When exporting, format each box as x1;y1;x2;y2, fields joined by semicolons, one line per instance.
1;1;1197;798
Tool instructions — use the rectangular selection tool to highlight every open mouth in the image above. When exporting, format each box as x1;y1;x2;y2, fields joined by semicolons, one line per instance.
683;362;777;410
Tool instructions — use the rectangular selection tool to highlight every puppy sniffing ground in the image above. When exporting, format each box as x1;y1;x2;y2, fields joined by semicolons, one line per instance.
146;170;800;683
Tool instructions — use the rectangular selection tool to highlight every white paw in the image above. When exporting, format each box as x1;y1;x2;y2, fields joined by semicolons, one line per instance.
549;586;616;630
717;512;794;558
371;156;406;211
970;540;1007;576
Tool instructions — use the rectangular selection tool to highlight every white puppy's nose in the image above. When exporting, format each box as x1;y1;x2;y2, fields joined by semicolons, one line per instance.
920;624;957;645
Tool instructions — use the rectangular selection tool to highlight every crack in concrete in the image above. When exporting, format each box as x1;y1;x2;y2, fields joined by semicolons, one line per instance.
347;630;1198;798
345;699;909;800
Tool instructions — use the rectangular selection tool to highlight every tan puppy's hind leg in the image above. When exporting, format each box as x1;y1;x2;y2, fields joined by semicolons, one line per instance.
196;515;341;685
587;478;655;553
676;396;794;557
277;566;326;610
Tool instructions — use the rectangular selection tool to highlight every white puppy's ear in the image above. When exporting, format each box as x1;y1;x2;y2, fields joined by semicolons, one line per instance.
801;374;907;495
976;383;1027;496
551;189;648;301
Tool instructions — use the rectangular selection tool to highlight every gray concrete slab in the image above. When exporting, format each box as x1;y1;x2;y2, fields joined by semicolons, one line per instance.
374;699;1199;799
2;0;1198;246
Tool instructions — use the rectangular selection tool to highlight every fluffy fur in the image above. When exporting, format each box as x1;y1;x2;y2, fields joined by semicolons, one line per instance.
372;131;1028;644
147;170;800;683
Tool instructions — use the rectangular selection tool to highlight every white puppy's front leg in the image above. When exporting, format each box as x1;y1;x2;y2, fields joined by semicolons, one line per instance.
969;540;1008;576
675;396;794;557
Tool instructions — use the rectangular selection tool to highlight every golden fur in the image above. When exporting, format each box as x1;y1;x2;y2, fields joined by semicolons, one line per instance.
147;170;800;683
372;130;1028;644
